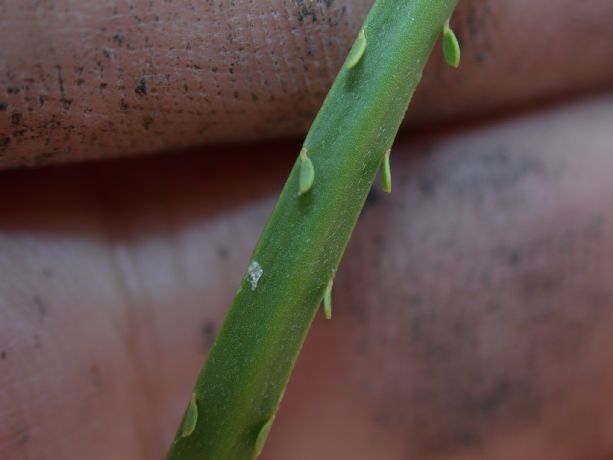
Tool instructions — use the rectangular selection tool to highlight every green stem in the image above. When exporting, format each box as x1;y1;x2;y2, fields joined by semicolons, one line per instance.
166;1;458;458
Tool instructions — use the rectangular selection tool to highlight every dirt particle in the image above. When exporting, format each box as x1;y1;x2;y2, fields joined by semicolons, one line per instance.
1;351;6;360
90;365;103;388
134;78;147;96
33;297;48;318
297;1;317;23
112;32;125;46
55;65;65;94
474;51;488;63
505;250;522;267
18;431;29;445
0;102;7;111
35;152;54;165
142;115;153;130
11;112;22;125
218;246;230;260
61;98;73;111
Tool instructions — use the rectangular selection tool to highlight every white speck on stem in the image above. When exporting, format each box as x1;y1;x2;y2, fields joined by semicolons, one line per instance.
247;261;263;291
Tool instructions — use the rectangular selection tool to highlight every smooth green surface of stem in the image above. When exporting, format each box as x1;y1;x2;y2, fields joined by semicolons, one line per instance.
166;1;458;459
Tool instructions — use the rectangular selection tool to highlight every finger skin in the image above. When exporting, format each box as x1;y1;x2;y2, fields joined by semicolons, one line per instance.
2;94;613;459
1;0;613;168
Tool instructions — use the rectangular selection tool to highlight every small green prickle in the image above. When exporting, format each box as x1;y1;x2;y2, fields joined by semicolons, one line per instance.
346;29;366;69
180;393;198;438
381;149;392;193
298;148;314;195
324;279;333;320
443;19;460;68
254;416;275;457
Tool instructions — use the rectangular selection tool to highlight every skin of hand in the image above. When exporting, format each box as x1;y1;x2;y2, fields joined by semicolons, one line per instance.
2;2;613;460
1;0;613;168
3;95;613;460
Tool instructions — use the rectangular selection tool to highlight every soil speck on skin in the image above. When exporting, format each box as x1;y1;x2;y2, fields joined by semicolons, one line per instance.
0;102;7;111
142;115;153;130
1;351;6;360
33;297;48;318
35;152;54;166
56;65;65;94
90;365;103;388
113;32;125;46
18;431;29;446
135;78;147;96
61;98;73;111
11;112;22;125
218;246;230;260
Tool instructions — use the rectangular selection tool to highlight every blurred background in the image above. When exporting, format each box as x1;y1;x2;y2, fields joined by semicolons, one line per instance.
1;1;613;459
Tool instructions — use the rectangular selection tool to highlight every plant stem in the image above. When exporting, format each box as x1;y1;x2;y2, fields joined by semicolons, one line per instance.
167;1;458;458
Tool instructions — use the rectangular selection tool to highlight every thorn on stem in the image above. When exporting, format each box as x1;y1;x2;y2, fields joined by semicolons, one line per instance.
324;279;333;320
254;416;275;457
381;149;392;193
443;19;461;68
298;148;314;195
180;393;198;438
346;29;366;69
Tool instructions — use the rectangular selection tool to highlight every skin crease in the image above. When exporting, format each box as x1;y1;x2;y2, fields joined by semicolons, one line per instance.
2;95;613;460
1;2;613;460
1;0;613;168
